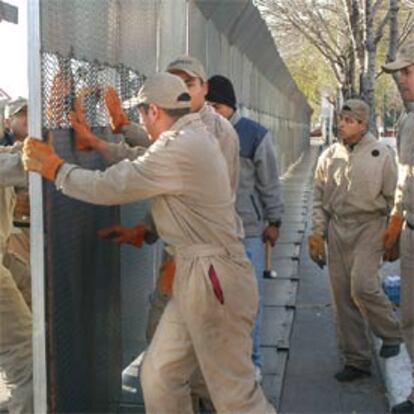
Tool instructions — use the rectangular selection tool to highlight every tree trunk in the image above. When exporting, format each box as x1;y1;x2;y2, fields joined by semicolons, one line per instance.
360;0;377;135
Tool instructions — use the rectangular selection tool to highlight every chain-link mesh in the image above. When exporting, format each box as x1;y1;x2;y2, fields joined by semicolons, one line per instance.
35;0;311;412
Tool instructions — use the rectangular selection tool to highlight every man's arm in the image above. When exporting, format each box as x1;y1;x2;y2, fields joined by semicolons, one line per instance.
0;152;27;188
121;123;151;148
390;154;405;218
254;132;284;224
54;137;184;206
382;147;399;214
311;152;329;236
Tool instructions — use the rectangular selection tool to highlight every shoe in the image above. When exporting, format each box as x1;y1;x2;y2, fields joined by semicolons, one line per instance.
380;343;401;358
255;366;263;384
334;365;371;382
392;400;414;413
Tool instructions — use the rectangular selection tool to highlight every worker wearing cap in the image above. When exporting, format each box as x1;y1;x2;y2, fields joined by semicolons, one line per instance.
0;100;32;413
72;56;240;195
308;99;402;383
383;42;414;414
1;98;28;147
2;98;31;302
205;74;284;382
69;57;242;337
23;72;276;414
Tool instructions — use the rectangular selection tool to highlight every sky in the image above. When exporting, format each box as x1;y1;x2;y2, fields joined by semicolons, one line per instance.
0;0;28;99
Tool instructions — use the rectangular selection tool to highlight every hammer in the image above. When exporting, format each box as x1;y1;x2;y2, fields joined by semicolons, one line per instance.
263;240;277;279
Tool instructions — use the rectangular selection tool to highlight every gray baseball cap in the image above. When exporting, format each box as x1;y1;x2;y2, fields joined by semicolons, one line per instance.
135;72;191;109
167;55;207;81
341;99;370;122
5;97;27;118
382;42;414;73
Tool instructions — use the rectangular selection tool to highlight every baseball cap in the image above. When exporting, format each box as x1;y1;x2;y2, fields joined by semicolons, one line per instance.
382;42;414;73
135;72;191;110
166;55;207;82
5;97;27;118
341;99;370;122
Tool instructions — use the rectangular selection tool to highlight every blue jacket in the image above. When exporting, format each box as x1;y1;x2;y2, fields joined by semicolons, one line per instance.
231;111;284;237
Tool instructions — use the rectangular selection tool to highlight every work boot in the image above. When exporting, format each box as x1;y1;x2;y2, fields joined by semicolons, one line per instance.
392;400;414;413
334;365;371;382
380;343;400;358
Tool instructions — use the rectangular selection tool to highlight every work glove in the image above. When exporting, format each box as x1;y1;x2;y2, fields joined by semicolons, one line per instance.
383;241;400;262
159;257;176;295
383;215;404;251
105;87;129;133
97;224;146;248
262;224;280;247
22;136;64;181
308;232;326;269
68;98;101;151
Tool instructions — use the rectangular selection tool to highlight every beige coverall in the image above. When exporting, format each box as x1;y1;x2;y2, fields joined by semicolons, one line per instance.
392;105;414;402
312;132;402;371
0;147;32;414
102;103;242;341
54;113;275;413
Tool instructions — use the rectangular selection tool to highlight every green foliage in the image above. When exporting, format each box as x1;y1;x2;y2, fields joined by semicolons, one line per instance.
284;43;336;121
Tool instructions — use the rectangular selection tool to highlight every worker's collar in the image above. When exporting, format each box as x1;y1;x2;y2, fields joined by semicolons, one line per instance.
199;103;213;117
229;110;241;126
169;113;202;132
343;132;371;152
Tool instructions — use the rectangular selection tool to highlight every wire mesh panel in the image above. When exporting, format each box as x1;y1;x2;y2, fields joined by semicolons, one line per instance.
38;0;155;412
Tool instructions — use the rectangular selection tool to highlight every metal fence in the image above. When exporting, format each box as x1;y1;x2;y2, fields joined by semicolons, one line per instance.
29;0;311;412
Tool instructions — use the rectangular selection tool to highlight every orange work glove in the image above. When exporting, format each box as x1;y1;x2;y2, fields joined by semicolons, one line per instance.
68;98;101;151
22;136;64;181
383;241;400;262
159;257;176;295
97;224;146;248
383;215;404;251
105;87;129;133
308;232;326;269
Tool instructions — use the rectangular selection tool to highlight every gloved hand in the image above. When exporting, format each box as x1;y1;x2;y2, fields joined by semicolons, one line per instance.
262;225;280;246
308;232;326;269
159;257;176;295
383;215;404;251
22;136;64;181
68;98;101;151
97;224;146;248
105;87;129;133
383;241;400;262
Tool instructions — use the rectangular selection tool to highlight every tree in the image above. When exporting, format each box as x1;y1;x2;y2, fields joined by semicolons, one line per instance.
257;0;414;132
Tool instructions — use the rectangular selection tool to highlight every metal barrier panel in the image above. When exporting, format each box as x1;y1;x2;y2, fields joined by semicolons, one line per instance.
43;130;121;413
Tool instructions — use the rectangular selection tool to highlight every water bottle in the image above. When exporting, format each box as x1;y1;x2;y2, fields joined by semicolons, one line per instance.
382;275;401;306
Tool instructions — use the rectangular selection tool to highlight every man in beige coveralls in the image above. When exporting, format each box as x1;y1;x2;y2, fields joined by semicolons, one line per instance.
23;73;275;414
383;42;414;414
308;99;402;383
0;108;33;411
